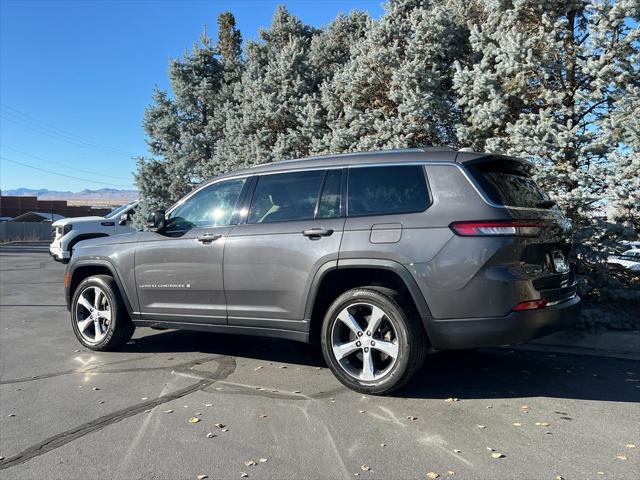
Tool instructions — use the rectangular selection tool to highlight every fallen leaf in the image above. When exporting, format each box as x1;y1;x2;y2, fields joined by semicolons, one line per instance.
240;473;248;478
486;405;493;409
407;416;418;421
206;432;215;438
254;366;263;371
491;453;504;459
427;472;439;479
141;397;148;400
214;423;225;428
205;403;213;407
512;423;522;427
259;414;268;418
616;455;627;461
597;472;605;475
278;365;287;369
163;410;174;414
380;443;386;447
359;410;366;413
521;405;529;409
535;422;551;426
144;409;151;413
625;443;637;449
446;471;455;476
293;390;301;394
221;428;229;432
453;449;461;453
486;447;494;451
189;417;201;424
259;458;267;463
92;387;100;391
476;425;486;429
555;476;564;480
445;398;458;402
361;464;370;472
197;475;208;480
244;460;256;466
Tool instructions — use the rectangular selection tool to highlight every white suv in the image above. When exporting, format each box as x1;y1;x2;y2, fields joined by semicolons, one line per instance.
50;201;138;262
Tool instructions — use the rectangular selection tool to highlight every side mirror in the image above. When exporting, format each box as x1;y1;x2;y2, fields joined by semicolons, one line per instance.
118;212;132;225
146;209;165;231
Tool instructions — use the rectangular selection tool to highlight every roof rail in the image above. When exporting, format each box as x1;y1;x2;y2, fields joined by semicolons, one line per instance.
253;147;456;168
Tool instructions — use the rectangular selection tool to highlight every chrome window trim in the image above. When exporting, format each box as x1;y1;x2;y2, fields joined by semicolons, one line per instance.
167;160;553;217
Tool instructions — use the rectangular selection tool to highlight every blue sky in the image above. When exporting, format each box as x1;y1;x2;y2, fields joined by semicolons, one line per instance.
0;0;384;192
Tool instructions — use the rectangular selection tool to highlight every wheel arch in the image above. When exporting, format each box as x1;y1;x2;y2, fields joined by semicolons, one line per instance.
67;233;110;254
66;260;134;316
305;259;433;343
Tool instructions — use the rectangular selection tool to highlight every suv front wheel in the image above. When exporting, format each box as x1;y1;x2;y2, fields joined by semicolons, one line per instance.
320;287;426;395
71;275;135;351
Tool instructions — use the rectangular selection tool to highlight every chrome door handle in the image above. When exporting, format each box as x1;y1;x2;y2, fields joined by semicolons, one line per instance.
197;233;222;243
302;228;334;238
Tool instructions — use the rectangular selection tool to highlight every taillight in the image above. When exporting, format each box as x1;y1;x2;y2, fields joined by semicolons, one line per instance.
450;220;544;237
512;299;548;311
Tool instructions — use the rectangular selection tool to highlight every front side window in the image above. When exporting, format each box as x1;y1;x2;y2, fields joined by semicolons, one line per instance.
347;165;429;216
248;170;325;224
165;178;246;231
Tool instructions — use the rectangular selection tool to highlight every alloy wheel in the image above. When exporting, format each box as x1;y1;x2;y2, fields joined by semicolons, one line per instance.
330;302;399;382
75;286;111;344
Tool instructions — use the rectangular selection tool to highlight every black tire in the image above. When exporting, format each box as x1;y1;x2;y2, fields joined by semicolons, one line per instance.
71;275;134;351
320;287;426;395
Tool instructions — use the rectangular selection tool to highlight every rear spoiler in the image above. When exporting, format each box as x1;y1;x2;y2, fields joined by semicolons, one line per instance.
455;151;533;168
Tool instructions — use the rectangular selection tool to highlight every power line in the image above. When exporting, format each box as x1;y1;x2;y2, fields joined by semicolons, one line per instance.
0;156;134;189
0;145;132;181
0;114;137;158
1;103;137;157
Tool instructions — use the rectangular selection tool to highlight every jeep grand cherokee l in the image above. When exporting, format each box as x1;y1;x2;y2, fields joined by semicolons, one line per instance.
64;148;580;394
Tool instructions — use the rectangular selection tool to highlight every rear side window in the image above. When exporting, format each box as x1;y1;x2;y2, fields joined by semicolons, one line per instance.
466;158;553;209
248;170;325;224
347;165;429;217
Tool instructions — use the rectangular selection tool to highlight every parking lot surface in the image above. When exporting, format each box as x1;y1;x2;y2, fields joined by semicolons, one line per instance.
1;248;638;479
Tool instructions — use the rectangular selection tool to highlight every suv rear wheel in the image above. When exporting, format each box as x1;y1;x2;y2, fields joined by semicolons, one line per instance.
321;287;426;395
71;275;135;351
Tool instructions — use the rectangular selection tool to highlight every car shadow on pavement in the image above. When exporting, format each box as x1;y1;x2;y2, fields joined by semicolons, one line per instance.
121;329;639;403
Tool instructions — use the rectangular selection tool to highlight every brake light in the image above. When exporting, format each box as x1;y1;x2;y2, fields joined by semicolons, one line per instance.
512;299;548;311
450;220;544;237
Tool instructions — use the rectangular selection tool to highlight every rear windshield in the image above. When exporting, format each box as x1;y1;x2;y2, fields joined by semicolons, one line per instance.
465;158;554;209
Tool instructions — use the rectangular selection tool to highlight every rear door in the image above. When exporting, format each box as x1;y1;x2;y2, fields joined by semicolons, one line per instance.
223;168;345;331
135;177;248;324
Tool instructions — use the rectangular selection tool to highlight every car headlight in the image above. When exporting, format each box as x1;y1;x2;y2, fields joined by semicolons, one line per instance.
63;224;73;235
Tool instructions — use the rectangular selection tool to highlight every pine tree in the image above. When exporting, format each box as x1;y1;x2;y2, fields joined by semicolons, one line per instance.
453;0;639;225
317;0;472;153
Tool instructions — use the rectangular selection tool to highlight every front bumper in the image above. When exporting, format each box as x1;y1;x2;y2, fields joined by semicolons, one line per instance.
428;295;581;350
49;244;70;262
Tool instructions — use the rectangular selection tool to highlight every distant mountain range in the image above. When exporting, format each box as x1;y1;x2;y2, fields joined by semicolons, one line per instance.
2;188;139;205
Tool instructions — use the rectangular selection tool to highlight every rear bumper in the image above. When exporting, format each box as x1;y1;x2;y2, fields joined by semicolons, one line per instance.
428;295;581;350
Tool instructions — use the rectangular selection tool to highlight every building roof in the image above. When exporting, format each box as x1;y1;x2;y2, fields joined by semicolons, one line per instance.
10;211;65;222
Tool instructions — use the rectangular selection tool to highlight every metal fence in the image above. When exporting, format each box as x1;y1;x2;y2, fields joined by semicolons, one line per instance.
0;222;52;242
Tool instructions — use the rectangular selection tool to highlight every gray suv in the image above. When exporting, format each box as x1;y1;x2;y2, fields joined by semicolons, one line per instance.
65;148;580;394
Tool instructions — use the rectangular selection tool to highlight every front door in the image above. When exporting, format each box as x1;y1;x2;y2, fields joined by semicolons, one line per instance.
224;169;345;331
135;177;247;324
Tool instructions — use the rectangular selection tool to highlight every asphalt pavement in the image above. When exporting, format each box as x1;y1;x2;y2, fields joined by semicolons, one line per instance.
0;247;638;479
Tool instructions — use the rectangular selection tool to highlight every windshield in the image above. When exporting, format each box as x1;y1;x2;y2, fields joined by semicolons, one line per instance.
105;203;133;219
